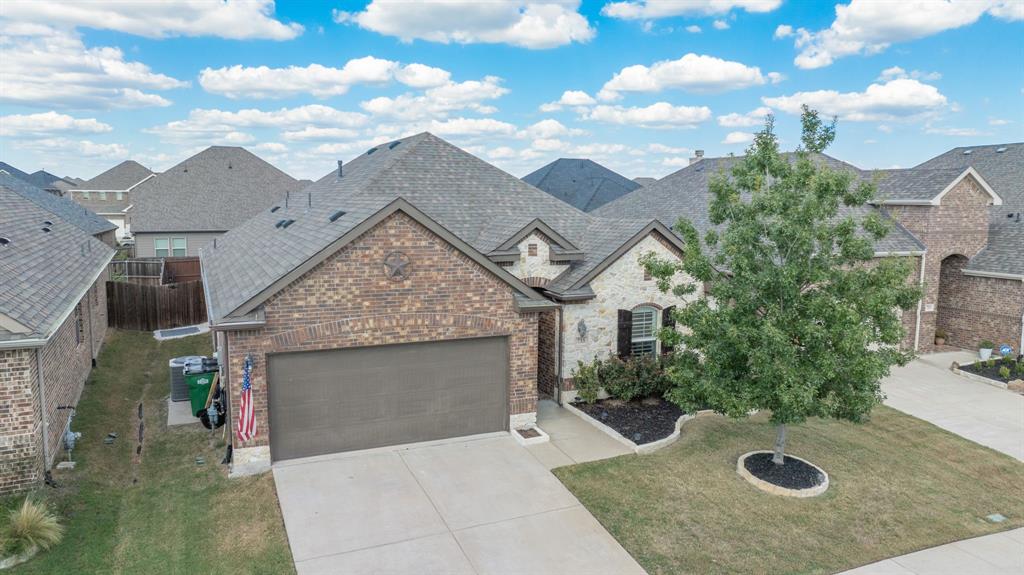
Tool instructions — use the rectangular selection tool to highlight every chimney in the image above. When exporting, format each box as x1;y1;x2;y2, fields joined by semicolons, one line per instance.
337;160;343;177
690;150;704;165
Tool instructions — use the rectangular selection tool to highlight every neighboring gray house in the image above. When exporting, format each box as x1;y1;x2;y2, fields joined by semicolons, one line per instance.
0;173;117;246
130;146;305;258
70;160;154;241
522;158;641;212
633;177;658;187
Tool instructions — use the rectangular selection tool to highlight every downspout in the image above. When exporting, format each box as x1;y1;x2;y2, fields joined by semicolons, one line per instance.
556;306;564;406
35;350;51;470
914;254;926;352
86;286;96;366
1019;278;1023;355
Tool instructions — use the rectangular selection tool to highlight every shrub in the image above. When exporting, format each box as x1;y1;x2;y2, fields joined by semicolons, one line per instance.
934;328;947;339
979;340;995;350
999;366;1012;380
2;499;64;556
572;359;602;404
985;358;996;369
1016;361;1024;376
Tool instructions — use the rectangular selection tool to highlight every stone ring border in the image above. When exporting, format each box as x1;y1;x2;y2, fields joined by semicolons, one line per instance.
736;450;830;498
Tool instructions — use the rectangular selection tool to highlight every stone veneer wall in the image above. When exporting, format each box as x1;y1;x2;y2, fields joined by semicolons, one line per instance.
506;231;569;287
560;232;694;388
223;211;539;461
884;175;994;352
0;279;106;494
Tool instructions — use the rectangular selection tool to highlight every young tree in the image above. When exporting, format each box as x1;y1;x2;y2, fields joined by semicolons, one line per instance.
642;106;921;466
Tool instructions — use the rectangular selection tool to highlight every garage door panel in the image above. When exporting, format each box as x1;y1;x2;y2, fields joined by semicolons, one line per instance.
268;337;508;461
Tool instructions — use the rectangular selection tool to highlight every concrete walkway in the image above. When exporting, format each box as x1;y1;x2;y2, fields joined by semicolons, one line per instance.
840;528;1024;574
882;350;1024;461
526;399;633;469
273;433;645;575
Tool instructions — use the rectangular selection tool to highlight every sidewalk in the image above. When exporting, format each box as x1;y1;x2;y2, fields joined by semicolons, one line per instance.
840;528;1024;574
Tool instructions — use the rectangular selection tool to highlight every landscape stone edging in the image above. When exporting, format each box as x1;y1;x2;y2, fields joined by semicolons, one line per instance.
0;546;38;570
563;401;714;454
736;451;830;498
952;362;1009;390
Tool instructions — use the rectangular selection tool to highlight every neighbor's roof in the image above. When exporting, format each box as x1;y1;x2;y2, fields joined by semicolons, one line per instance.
0;162;71;190
522;158;641;212
594;153;925;256
0;186;114;345
0;173;116;236
633;177;658;186
131;146;304;233
201;133;667;321
80;160;153;191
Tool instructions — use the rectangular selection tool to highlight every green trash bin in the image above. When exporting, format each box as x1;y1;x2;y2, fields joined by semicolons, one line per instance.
185;370;215;417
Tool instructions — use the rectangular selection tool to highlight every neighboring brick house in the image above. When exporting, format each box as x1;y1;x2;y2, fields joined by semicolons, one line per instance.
523;158;641;212
0;178;115;495
69;160;155;241
130;147;307;258
201;133;691;476
594;143;1023;356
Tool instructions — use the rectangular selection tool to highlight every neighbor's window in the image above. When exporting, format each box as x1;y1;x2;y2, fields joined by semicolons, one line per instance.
81;191;90;200
98;191;107;201
154;238;170;257
528;243;538;256
171;238;187;257
115;191;124;201
631;305;658;356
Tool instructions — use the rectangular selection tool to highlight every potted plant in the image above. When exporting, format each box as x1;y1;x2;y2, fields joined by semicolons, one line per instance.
934;329;947;346
979;339;995;361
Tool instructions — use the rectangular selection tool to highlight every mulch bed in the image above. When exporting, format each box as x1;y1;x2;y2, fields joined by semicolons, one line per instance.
960;358;1022;384
743;453;825;490
572;398;684;444
517;428;541;439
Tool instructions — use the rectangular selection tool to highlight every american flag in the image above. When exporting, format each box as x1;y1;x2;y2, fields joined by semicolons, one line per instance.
237;355;257;442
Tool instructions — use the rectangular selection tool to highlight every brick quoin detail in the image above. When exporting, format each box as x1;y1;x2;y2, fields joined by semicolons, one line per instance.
224;211;539;451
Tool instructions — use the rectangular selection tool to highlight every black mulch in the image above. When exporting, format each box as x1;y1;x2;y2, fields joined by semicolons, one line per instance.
572;398;683;444
744;453;825;490
961;358;1021;383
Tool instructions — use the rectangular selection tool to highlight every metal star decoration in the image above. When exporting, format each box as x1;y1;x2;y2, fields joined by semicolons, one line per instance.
383;251;411;281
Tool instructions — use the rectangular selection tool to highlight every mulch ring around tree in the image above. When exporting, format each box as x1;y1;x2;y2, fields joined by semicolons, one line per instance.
743;452;826;490
572;398;684;444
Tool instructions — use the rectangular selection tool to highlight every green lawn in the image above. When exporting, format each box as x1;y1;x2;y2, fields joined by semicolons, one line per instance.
554;407;1024;575
2;330;294;574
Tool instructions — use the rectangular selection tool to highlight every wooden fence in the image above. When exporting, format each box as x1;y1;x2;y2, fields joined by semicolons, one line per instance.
163;257;202;283
106;280;207;331
108;256;201;285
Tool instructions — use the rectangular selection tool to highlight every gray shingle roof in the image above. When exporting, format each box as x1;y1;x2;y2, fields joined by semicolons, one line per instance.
202;133;661;321
0;162;71;190
593;153;925;255
867;168;967;203
522;158;641;212
131;147;303;233
81;160;153;191
0;186;114;344
633;177;658;186
0;173;116;236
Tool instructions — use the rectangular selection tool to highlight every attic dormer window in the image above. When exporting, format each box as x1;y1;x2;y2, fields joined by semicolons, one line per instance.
528;243;538;256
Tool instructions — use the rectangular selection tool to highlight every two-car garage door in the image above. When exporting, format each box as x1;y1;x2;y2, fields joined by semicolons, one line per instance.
267;337;509;462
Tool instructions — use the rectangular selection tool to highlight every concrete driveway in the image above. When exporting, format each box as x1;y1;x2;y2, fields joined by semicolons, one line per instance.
273;433;646;575
883;351;1024;461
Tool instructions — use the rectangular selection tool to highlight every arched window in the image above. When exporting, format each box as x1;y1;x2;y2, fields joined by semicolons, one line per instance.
631;305;659;356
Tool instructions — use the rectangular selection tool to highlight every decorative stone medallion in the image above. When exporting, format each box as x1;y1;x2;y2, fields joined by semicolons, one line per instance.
383;251;411;282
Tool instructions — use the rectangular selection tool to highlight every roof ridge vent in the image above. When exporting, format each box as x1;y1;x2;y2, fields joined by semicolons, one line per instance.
996;146;1007;153
963;149;973;155
0;237;9;246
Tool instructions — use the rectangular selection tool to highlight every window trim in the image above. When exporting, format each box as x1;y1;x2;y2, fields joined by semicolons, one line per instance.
630;305;660;357
171;237;187;257
154;238;170;258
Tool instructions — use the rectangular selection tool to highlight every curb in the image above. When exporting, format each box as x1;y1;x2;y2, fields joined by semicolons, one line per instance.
563;401;713;454
952;363;1009;390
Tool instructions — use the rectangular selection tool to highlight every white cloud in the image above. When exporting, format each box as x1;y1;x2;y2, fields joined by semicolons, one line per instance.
539;90;597;112
662;156;692;168
2;0;302;40
583;102;712;128
717;106;772;127
531;138;570;152
17;137;128;159
251;142;289;154
0;26;187;109
487;146;519;160
648;143;690;154
988;118;1012;126
0;111;112;137
762;78;948;122
199;57;452;99
334;0;595;49
877;66;942;82
597;53;773;100
924;126;986;137
281;127;362;141
685;25;702;33
361;76;509;120
427;117;518;136
766;72;785;84
791;0;1022;69
518;119;586;139
145;105;370;145
601;0;781;20
722;131;755;144
774;24;793;38
713;19;730;30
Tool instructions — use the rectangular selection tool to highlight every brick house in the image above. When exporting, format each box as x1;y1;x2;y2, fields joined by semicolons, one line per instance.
201;133;693;475
68;160;154;241
0;175;116;494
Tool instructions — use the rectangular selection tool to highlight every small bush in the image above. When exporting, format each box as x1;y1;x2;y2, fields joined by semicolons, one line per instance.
999;366;1012;380
934;328;947;339
572;359;602;404
2;499;64;556
571;354;671;403
985;358;996;369
1016;361;1024;376
979;340;995;350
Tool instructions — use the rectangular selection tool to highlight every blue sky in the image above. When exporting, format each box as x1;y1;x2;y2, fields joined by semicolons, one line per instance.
0;1;1021;181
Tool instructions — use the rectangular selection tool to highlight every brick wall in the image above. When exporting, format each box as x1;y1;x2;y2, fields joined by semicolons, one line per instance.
537;309;558;396
885;175;993;352
937;258;1023;351
223;211;540;452
0;277;105;494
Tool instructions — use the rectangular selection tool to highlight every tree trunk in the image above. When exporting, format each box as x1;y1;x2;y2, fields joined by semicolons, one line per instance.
772;424;787;465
